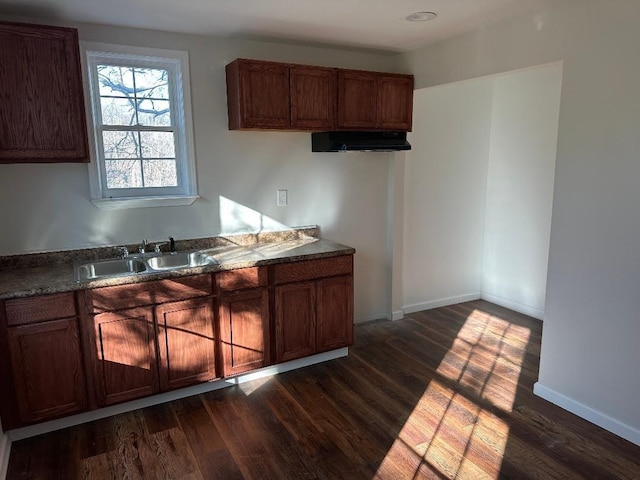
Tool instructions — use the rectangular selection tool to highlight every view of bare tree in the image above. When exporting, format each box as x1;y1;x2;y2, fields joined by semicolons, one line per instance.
97;65;177;189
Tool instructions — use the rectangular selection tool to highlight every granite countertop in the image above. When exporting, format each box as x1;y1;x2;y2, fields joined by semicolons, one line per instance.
0;227;355;300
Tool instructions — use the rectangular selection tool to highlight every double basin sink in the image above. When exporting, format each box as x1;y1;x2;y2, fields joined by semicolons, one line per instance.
75;251;218;282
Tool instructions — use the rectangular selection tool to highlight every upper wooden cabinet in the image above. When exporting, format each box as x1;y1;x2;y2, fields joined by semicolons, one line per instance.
338;69;414;131
0;22;89;163
226;59;290;130
290;65;336;130
226;59;336;131
226;58;413;132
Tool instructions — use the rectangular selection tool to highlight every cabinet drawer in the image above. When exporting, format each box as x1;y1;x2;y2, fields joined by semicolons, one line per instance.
273;255;353;285
5;292;77;326
87;274;213;313
217;267;267;292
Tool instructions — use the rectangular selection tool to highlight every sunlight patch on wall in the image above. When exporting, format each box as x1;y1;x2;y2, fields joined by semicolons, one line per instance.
219;196;289;234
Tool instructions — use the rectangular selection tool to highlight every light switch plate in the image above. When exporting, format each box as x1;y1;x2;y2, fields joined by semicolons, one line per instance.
277;189;288;206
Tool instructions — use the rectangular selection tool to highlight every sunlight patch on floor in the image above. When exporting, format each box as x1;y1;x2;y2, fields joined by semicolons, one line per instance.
375;309;531;479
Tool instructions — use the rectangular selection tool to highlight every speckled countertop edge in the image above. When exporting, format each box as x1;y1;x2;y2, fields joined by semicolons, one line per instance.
0;227;356;300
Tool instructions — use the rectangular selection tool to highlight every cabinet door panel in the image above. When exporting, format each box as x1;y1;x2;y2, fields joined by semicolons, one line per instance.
92;308;159;406
219;289;270;376
290;66;336;130
316;276;354;352
275;282;316;363
8;318;87;424
378;74;414;131
156;297;217;390
238;60;290;129
0;22;88;163
337;70;378;129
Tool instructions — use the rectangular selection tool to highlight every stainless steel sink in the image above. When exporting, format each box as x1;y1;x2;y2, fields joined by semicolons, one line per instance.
74;250;219;282
75;258;147;281
146;251;217;270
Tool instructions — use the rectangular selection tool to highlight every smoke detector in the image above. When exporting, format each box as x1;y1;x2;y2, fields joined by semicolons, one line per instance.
406;11;438;22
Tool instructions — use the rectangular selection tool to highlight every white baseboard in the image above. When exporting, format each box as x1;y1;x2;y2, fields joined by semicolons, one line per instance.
481;292;544;320
534;382;640;447
403;292;481;314
0;427;9;480
8;348;348;442
390;310;404;321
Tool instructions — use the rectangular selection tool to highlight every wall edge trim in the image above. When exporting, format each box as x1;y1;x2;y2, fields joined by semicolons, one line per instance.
480;292;544;320
403;292;481;314
534;382;640;447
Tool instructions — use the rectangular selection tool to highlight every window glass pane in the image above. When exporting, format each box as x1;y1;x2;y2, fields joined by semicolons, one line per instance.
134;68;170;99
143;159;178;187
137;99;171;126
102;131;139;158
97;65;134;97
105;159;143;188
140;131;175;158
100;97;138;126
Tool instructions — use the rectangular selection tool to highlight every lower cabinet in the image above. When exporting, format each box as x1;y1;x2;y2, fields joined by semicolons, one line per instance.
7;317;87;425
91;307;159;406
0;293;87;429
217;267;270;377
0;254;353;430
219;289;270;376
83;275;218;407
273;256;354;363
316;275;354;353
156;297;217;391
274;281;316;362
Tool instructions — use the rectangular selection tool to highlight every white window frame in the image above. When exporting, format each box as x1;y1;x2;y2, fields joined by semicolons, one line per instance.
81;42;198;209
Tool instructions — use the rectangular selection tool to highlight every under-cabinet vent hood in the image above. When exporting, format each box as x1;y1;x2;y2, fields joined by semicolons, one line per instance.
311;131;411;152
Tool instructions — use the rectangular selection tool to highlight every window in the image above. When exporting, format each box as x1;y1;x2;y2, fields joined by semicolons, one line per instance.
83;43;197;209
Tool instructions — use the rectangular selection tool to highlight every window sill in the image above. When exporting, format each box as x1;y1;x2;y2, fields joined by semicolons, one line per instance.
91;195;199;210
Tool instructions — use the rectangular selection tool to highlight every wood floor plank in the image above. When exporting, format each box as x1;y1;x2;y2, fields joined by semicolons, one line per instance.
7;300;640;479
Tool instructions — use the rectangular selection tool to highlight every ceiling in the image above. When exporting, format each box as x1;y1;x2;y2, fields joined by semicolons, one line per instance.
1;0;551;53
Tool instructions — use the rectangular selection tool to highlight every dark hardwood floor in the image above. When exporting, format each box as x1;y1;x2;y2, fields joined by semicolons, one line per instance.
7;300;640;479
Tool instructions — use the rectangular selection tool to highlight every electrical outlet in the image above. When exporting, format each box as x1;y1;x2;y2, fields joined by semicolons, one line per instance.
276;189;288;206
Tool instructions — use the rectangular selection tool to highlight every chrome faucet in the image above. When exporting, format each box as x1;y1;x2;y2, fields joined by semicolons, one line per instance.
139;239;149;254
169;236;176;254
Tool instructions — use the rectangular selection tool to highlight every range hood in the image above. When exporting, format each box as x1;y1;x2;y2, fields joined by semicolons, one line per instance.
311;131;411;152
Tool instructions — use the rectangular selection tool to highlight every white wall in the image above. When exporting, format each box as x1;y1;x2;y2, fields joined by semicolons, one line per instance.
401;0;640;445
481;64;562;319
0;17;405;323
403;63;561;318
403;79;493;312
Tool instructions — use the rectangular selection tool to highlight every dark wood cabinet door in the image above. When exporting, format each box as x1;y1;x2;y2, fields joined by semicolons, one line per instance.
156;297;217;391
0;22;88;163
290;65;336;130
227;59;290;129
7;318;87;425
91;307;159;406
316;275;354;352
337;70;378;129
377;74;414;131
219;289;270;376
274;282;316;363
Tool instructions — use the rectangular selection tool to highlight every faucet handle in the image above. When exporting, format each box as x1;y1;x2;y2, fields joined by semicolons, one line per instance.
115;246;129;258
154;242;167;253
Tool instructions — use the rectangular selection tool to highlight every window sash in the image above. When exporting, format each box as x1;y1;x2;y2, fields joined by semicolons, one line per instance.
85;46;194;201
